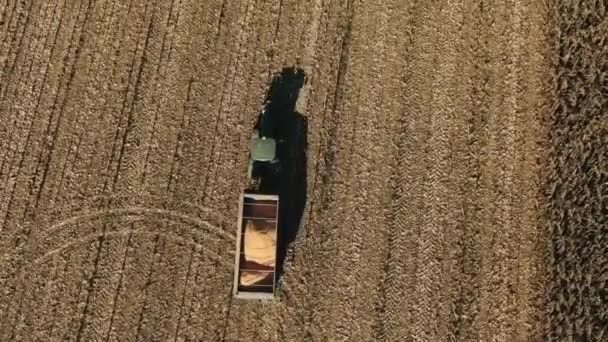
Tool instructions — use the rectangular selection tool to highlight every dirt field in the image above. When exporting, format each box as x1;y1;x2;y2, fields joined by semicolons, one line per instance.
0;0;600;341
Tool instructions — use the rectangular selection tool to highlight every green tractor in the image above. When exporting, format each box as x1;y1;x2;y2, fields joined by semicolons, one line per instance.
247;107;281;191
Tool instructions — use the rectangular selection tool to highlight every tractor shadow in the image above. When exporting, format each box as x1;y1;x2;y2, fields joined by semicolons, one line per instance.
253;67;307;283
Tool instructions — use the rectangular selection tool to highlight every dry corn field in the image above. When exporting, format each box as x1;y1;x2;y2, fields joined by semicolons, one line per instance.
0;0;605;341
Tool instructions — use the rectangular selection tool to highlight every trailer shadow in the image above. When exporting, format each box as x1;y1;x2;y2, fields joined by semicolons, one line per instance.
253;67;307;284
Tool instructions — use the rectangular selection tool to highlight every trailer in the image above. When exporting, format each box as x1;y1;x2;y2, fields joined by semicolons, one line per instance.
232;193;279;300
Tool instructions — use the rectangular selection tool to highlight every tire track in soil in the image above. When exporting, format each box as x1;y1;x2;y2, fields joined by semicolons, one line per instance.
195;0;246;203
29;217;229;268
8;254;56;340
105;0;188;209
99;0;154;195
475;2;526;340
477;3;514;338
105;0;178;197
171;246;207;341
52;211;227;341
294;0;338;185
0;0;9;23
3;252;59;340
292;0;322;118
437;2;486;341
460;3;503;340
108;0;159;196
448;2;494;340
69;222;131;341
471;1;549;340
29;256;66;335
0;0;18;72
0;0;60;166
516;2;550;340
426;2;470;341
376;3;429;336
156;0;217;213
381;2;434;340
105;230;160;341
324;0;397;340
180;244;232;340
103;230;133;342
407;2;460;340
170;245;195;342
8;236;98;340
72;224;113;342
133;235;192;341
260;0;283;82
35;251;70;337
46;248;94;340
260;0;305;74
9;0;89;260
165;75;194;194
372;1;417;338
487;1;525;339
220;0;269;198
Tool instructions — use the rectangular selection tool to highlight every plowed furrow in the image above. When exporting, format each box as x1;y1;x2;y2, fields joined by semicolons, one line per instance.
28;0;94;214
101;0;155;193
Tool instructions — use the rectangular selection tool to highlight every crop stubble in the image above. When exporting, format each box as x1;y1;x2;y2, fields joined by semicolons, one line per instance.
0;0;600;341
544;1;607;341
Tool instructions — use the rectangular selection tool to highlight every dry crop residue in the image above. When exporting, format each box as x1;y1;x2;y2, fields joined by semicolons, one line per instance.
544;1;607;341
0;0;595;341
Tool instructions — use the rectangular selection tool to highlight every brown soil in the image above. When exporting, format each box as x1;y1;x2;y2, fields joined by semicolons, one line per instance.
0;1;601;341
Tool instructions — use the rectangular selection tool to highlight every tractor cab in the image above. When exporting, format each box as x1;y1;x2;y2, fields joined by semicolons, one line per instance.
250;130;277;163
247;107;280;182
